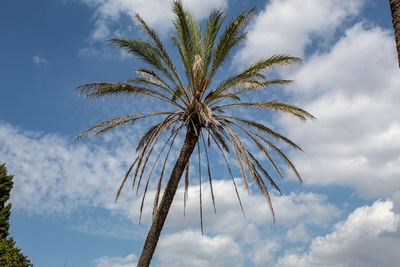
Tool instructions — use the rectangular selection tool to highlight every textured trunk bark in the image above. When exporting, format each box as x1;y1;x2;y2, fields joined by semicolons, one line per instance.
137;125;200;266
390;0;400;68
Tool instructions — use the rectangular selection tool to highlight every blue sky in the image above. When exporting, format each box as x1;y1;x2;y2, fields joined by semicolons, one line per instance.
1;0;400;266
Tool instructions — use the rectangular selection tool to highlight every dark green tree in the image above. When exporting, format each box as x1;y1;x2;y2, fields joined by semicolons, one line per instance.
0;238;32;267
0;164;32;266
0;164;13;239
77;1;314;266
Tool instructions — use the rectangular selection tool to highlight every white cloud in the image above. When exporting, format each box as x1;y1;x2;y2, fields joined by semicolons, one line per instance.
0;121;340;265
0;122;339;234
33;54;46;64
153;181;340;234
94;253;137;267
156;230;243;267
286;223;308;243
276;200;400;267
251;238;281;266
0;122;139;215
81;0;228;41
236;0;363;62
279;23;400;200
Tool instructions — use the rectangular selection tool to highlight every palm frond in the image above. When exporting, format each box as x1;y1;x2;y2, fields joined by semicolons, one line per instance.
75;112;171;140
131;69;173;91
134;116;179;193
259;136;303;183
94;117;137;136
76;82;182;108
77;82;158;98
109;38;176;84
249;152;282;195
201;132;216;213
215;101;315;121
205;55;301;103
135;127;182;219
207;128;245;218
247;152;275;222
218;115;303;150
209;80;293;106
172;1;195;88
153;129;181;217
217;119;257;184
209;125;229;152
210;120;250;194
232;79;293;96
200;9;225;92
230;120;285;180
197;142;204;235
207;7;256;83
134;14;187;98
222;117;304;183
115;157;139;203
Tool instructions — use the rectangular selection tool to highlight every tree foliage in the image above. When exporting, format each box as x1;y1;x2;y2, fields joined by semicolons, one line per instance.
0;164;33;266
0;164;12;239
0;238;32;267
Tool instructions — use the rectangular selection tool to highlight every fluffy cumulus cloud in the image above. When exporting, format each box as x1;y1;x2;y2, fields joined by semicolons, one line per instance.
0;120;343;264
136;180;339;234
276;200;400;267
81;0;228;41
94;253;137;267
0;121;338;226
1;121;343;265
279;23;400;200
157;230;243;267
0;122;139;215
237;0;364;61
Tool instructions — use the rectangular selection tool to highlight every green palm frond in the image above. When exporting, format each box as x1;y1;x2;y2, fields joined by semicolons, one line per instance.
206;55;301;102
131;69;173;91
231;79;293;96
109;38;170;77
76;82;184;108
201;10;225;87
216;102;315;121
75;112;171;140
77;82;159;98
207;7;256;82
218;114;303;150
172;1;196;88
134;14;186;94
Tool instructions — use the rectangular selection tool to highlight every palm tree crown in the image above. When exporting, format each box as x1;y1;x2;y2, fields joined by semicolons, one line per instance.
77;1;314;266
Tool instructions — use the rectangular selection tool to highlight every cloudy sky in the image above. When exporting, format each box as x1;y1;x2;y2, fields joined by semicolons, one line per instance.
1;0;400;266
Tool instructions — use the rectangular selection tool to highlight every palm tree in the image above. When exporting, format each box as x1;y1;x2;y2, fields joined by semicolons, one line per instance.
76;1;314;266
390;0;400;68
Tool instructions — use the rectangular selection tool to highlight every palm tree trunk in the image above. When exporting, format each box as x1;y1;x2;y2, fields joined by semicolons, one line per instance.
137;124;200;266
390;0;400;68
